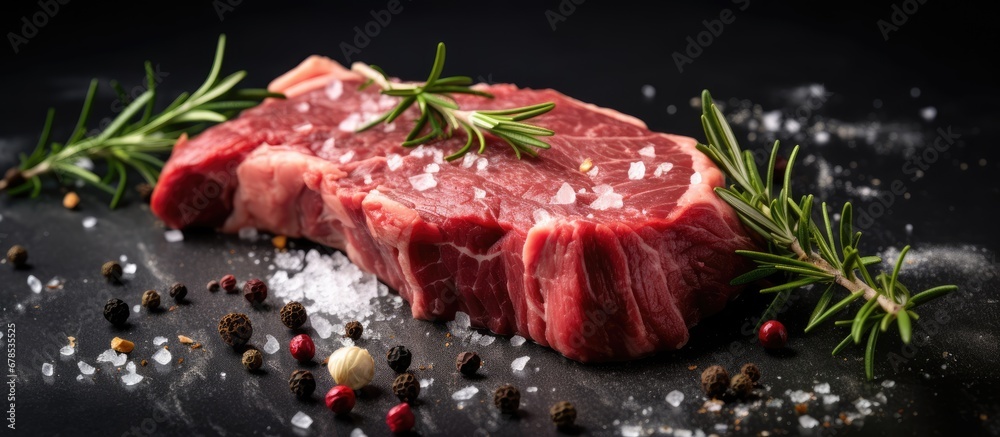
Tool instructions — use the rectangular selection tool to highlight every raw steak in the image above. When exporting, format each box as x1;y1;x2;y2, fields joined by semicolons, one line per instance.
152;56;753;361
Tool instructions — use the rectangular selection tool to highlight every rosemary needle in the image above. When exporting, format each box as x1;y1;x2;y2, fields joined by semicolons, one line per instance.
697;90;957;380
352;42;556;161
1;35;282;208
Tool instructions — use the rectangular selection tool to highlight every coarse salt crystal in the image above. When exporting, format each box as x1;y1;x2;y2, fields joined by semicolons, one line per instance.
291;411;313;429
526;386;538;393
788;390;812;403
638;146;655;158
452;386;479;401
350;429;367;437
473;187;486;199
164;230;184;243
263;334;280;354
78;361;95;375
628;162;645;180
798;415;819;429
409;173;437;191
921;106;937;121
461;153;477;169
475;158;488;171
666;390;684;407
42;363;53;376
326;80;344;100
549;182;576;205
510;335;526;347
654;162;673;177
133;305;140;313
420;378;434;388
295;102;310;113
386;154;404;171
60;346;74;356
339;150;356;164
621;425;642;437
511;356;530;371
823;394;840;405
589;185;623;211
881;379;896;388
424;163;440;173
532;209;553;225
337;113;362;132
153;336;168;346
479;335;496;346
27;275;42;293
293;122;313;132
151;348;172;365
690;172;702;184
82;217;97;228
814;382;830;394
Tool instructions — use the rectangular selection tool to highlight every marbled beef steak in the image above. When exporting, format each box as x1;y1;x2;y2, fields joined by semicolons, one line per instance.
152;56;753;361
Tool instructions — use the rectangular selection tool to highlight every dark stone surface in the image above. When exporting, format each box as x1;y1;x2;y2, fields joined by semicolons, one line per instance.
1;2;999;435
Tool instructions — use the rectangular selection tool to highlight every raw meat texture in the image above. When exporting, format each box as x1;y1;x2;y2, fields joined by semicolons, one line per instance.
152;56;753;361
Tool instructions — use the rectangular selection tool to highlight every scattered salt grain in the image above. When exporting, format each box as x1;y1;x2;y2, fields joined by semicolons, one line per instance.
798;415;819;429
641;84;656;99
46;277;64;289
41;363;53;377
475;158;488;171
854;397;873;415
473;187;486;199
424;163;440;173
511;356;530;372
164;229;184;243
82;216;97;228
666;390;684;407
151;348;172;365
220;372;227;381
121;361;143;386
621;424;642;437
263;335;280;354
784;119;801;134
654;162;674;177
311;316;335;339
813;382;830;394
27;275;42;293
122;263;137;275
766;398;784;408
638;145;656;158
762;110;781;132
350;429;367;437
339;150;356;164
788;390;812;403
532;209;553;225
409;173;437;191
920;106;937;122
326;80;344;100
526;386;538;393
76;375;84;382
291;411;313;429
132;304;140;313
478;335;496;346
420;378;434;388
153;336;168;346
589;185;623;211
97;349;127;367
704;400;723;412
295;102;310;113
814;131;830;144
78;361;96;375
452;386;479;401
549;182;576;205
874;392;887;404
238;227;259;241
386;154;404;171
690;172;702;184
60;346;74;356
510;335;526;347
461;153;477;169
881;379;896;388
628;162;646;180
270;249;381;325
823;394;840;405
904;224;913;236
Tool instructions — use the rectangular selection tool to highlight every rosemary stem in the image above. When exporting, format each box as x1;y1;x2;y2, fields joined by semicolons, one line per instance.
351;62;416;91
790;240;902;315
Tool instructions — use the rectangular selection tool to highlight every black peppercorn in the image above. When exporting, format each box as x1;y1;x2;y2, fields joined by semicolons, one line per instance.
550;401;577;427
104;298;129;326
101;261;123;282
730;373;753;399
242;349;263;371
279;301;308;329
6;245;27;267
141;290;161;310
168;282;188;301
344;320;363;340
289;369;316;398
218;313;253;347
494;385;521;414
701;365;730;398
206;280;220;292
392;372;420;403
220;274;237;293
456;351;481;376
243;278;267;304
740;362;761;383
386;345;412;373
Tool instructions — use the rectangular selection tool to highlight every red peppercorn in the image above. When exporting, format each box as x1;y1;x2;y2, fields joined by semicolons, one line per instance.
385;403;415;433
325;385;356;415
243;278;267;304
220;274;237;293
759;320;788;349
289;334;315;361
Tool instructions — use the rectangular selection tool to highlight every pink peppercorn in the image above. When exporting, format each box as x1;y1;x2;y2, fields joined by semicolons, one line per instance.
289;334;315;361
220;274;237;293
325;385;356;414
759;320;788;349
386;403;415;433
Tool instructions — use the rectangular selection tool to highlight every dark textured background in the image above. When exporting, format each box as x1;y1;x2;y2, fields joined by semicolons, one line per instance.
1;1;999;436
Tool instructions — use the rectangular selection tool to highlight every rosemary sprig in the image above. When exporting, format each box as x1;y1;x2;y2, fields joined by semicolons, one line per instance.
351;43;556;161
0;35;281;208
698;90;957;380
